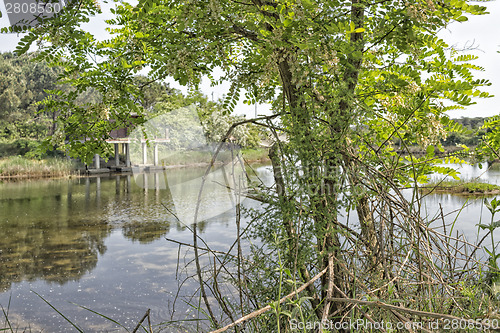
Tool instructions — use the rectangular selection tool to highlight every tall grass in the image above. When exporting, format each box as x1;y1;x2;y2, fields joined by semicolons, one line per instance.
0;156;77;179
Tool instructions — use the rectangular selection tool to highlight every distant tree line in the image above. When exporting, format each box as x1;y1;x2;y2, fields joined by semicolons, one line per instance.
0;52;261;157
2;51;484;158
441;117;488;146
0;53;61;139
391;116;489;148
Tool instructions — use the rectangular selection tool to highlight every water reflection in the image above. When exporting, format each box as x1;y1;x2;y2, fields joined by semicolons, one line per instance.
133;163;246;224
0;217;109;291
1;164;495;294
0;168;227;293
422;162;500;241
0;163;497;331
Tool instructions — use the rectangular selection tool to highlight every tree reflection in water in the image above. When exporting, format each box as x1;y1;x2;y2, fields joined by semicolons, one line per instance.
0;218;110;291
0;165;246;332
0;172;184;290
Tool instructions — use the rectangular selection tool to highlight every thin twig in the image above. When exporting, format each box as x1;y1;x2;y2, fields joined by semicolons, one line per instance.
132;309;151;333
208;266;328;333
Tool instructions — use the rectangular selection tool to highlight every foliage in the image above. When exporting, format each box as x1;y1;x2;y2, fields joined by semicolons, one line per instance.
10;0;498;330
0;52;62;140
441;117;487;146
241;148;270;162
151;90;263;148
0;51;263;161
0;138;40;158
461;182;500;193
202;110;261;148
478;115;500;161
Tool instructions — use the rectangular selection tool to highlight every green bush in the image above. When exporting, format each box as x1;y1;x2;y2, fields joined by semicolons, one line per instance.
0;138;65;158
0;138;37;157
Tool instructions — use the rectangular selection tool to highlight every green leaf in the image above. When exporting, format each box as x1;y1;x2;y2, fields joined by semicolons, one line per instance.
491;220;500;230
426;145;435;156
485;198;493;212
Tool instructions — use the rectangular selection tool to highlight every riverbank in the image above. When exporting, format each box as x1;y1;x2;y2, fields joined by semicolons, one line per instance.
154;147;270;165
396;145;468;156
420;180;500;195
0;148;270;180
0;156;78;180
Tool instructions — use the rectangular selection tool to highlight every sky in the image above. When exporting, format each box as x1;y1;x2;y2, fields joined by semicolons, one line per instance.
0;1;499;119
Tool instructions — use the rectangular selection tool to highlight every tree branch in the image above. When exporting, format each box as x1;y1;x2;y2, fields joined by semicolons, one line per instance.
208;266;329;333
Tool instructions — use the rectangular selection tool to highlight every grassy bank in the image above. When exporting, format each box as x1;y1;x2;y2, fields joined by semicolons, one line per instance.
421;179;500;195
0;148;269;179
241;147;270;162
149;147;269;166
0;156;78;179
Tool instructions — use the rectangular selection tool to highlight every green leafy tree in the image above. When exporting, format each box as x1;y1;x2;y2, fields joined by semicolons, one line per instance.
0;54;25;120
479;115;500;160
132;75;176;111
12;0;495;329
0;53;55;140
202;110;261;148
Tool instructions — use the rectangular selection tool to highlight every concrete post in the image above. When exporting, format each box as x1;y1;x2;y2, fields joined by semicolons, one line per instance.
154;143;159;166
125;143;131;167
114;143;119;166
94;154;100;169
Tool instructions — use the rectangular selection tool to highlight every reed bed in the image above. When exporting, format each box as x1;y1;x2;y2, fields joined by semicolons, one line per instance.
0;156;77;179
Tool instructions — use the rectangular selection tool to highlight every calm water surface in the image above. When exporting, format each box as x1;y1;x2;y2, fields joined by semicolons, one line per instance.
0;166;270;332
1;162;500;331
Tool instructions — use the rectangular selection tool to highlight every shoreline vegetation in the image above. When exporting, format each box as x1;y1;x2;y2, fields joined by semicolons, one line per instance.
0;148;271;180
0;156;78;180
2;148;499;188
421;180;500;195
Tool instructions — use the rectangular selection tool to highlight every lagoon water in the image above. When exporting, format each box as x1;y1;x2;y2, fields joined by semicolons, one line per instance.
1;162;500;331
0;166;270;332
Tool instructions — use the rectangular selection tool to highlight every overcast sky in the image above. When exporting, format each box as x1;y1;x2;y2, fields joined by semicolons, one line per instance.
0;1;499;119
